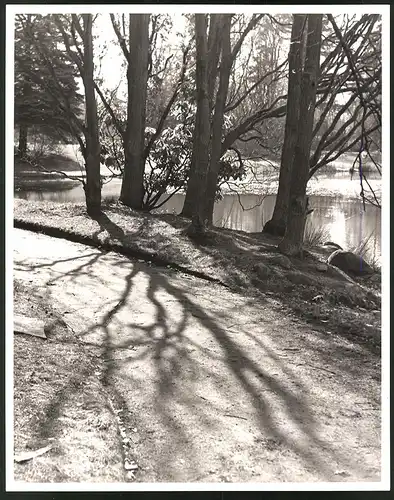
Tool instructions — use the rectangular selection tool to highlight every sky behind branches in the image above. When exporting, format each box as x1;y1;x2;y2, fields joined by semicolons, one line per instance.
91;13;354;104
93;13;186;96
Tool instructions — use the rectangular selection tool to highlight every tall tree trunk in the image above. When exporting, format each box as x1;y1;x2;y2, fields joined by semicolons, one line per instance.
181;14;210;221
18;124;28;157
18;18;32;158
182;15;222;219
263;14;307;236
82;14;101;216
203;15;232;224
207;14;222;108
120;14;150;209
279;14;323;257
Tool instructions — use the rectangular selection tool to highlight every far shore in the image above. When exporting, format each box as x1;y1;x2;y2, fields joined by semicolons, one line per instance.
14;151;382;203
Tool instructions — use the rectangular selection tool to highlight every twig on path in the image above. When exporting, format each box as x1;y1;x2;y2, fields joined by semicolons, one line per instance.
296;363;337;376
223;413;248;421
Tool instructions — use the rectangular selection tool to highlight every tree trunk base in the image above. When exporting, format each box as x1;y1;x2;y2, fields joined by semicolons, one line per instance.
119;192;144;211
180;204;193;219
18;125;28;158
278;239;304;258
262;218;286;237
86;204;102;218
185;214;210;243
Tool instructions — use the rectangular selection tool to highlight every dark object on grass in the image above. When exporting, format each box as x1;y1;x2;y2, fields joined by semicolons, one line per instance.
327;250;374;276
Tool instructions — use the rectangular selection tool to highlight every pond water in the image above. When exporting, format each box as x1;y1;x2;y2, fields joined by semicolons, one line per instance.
15;174;381;264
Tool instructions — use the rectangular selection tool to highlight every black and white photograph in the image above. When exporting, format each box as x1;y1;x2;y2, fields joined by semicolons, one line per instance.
6;3;389;491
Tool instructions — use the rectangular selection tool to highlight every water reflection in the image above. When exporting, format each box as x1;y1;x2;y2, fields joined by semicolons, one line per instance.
15;178;381;263
155;193;381;261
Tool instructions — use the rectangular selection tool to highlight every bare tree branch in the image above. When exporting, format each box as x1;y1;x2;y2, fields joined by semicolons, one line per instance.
225;59;287;113
144;39;192;159
94;83;125;137
110;13;130;62
150;54;174;80
231;14;264;61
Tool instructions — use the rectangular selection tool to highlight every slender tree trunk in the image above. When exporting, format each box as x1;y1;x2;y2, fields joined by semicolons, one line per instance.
181;14;210;221
120;14;150;209
263;14;307;236
18;18;32;158
18;124;28;157
279;14;323;257
82;14;101;216
182;15;222;219
203;15;232;224
300;16;309;70
207;14;222;109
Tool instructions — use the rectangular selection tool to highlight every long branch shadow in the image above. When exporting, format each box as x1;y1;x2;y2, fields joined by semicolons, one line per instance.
93;258;367;479
15;251;106;290
16;229;379;481
77;260;205;477
34;247;206;476
140;271;337;477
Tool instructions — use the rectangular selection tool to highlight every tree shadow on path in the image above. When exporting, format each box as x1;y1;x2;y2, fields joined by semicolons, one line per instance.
15;232;380;482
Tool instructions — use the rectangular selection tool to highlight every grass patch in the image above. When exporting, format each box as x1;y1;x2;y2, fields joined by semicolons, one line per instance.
304;221;331;248
349;231;381;272
13;279;125;483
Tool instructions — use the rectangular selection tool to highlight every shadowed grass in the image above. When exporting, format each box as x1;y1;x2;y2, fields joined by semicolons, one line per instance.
350;231;381;272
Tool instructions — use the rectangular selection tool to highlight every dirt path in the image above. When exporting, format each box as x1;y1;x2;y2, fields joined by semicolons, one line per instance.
13;229;381;483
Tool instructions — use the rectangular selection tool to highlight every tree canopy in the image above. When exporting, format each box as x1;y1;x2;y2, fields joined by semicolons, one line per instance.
14;14;83;149
14;12;382;234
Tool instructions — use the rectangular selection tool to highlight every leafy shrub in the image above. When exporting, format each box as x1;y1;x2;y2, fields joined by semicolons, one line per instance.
99;97;248;211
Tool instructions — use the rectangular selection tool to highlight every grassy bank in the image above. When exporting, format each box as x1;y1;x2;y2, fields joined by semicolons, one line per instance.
14;155;80;192
14;153;115;192
14;198;381;348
